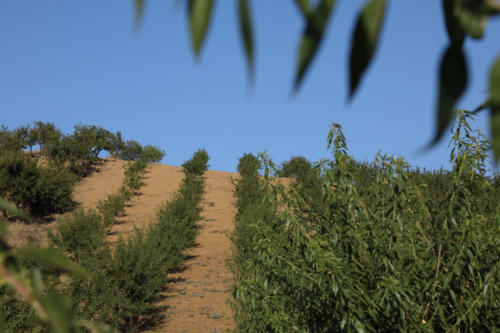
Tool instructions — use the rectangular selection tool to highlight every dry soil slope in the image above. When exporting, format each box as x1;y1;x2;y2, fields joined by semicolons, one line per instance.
149;169;239;333
7;157;239;332
90;159;238;332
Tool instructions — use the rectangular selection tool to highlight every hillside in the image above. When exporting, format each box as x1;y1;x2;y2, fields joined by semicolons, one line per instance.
5;157;238;332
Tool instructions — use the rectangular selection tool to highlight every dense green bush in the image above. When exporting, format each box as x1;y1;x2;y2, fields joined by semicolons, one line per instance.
182;148;209;176
278;155;323;212
0;285;38;332
234;153;264;217
0;151;76;217
49;210;106;262
231;112;500;332
117;140;143;161
237;153;261;177
0;125;30;152
141;144;165;163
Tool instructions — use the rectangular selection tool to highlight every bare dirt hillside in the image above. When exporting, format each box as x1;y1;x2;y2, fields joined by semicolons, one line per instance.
149;169;238;333
6;157;240;332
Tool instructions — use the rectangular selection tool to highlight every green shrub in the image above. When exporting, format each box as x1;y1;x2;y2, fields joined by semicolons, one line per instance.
49;210;105;262
32;121;62;154
0;151;75;217
141;145;165;163
118;140;143;161
0;285;38;332
234;153;264;216
237;153;261;177
0;151;38;208
182;148;209;176
97;193;126;227
29;165;76;216
122;160;148;194
0;125;30;152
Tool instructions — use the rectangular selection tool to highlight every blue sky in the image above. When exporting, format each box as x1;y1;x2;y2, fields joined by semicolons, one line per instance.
1;1;499;172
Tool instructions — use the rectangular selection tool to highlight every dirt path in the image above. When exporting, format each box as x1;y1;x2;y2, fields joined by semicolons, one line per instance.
150;170;238;333
8;157;240;331
72;158;126;210
108;163;185;244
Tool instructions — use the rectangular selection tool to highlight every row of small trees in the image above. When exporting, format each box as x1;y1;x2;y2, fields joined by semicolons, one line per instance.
1;149;210;332
231;111;499;332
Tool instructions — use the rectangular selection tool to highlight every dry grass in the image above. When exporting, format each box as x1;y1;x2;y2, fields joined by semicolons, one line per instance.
5;221;52;248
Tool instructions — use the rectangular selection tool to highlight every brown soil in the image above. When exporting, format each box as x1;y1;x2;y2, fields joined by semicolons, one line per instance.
5;158;240;332
148;170;239;333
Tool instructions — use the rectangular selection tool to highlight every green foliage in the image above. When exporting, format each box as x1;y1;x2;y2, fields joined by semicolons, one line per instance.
117;140;143;161
28;165;76;216
97;193;126;227
278;156;324;212
231;113;500;332
0;125;30;152
0;151;76;217
234;153;264;217
349;0;387;99
48;150;207;331
122;159;148;195
0;284;38;332
32;121;62;154
182;148;210;176
140;144;165;163
238;0;254;79
236;152;261;177
188;0;215;56
49;210;106;262
0;199;107;333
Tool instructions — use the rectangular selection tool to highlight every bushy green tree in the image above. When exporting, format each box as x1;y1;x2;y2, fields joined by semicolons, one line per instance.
32;121;62;154
0;125;29;152
0;151;76;217
182;148;210;176
117;140;143;161
140;144;165;163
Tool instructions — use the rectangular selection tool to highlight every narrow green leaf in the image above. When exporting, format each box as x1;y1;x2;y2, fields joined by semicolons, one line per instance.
294;0;312;18
134;0;146;30
490;55;500;162
441;0;466;45
42;293;72;333
188;0;215;57
16;247;88;277
238;0;255;80
456;5;488;39
348;0;388;100
294;0;337;91
432;44;468;144
0;198;29;221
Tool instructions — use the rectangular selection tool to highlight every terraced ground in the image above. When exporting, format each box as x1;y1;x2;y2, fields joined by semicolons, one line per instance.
6;158;238;332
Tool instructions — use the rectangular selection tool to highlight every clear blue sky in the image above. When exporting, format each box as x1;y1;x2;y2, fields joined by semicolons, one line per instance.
1;1;499;172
